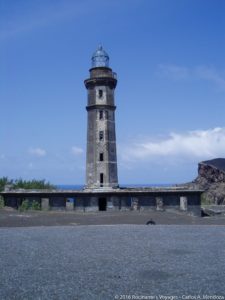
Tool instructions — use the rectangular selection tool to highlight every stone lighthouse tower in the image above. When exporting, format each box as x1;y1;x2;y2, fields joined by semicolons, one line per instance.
84;46;118;189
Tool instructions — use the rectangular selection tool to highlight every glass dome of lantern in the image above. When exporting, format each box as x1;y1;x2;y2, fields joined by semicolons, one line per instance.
91;45;109;68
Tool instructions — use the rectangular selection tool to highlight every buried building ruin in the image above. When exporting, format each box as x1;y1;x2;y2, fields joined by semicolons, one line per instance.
0;46;202;216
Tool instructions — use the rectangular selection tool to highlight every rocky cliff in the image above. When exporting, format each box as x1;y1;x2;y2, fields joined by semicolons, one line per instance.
185;158;225;204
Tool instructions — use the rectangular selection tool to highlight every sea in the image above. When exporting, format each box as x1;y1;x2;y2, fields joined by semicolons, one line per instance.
56;184;174;190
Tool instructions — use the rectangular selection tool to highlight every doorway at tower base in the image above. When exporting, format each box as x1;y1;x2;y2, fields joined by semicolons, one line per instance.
75;196;121;212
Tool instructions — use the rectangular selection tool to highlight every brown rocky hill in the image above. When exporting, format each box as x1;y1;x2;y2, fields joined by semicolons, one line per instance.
184;158;225;204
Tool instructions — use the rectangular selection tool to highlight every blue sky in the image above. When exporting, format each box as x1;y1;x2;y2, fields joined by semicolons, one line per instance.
1;0;225;185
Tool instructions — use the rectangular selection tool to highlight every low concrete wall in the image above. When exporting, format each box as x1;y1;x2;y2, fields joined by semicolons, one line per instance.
41;198;49;210
66;201;74;211
0;190;202;216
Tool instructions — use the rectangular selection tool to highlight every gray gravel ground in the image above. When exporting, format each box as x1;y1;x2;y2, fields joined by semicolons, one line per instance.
1;209;225;227
1;225;225;300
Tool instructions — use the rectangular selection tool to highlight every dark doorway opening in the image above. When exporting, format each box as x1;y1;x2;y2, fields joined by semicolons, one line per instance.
100;173;104;187
99;110;103;120
98;89;103;98
98;197;107;211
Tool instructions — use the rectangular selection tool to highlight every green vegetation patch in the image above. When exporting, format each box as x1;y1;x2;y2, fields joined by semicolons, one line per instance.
0;177;56;192
19;200;41;212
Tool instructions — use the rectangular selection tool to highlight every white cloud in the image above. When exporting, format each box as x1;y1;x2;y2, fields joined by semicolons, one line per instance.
157;64;225;90
29;147;46;157
71;146;84;156
195;66;225;90
157;64;189;80
121;127;225;163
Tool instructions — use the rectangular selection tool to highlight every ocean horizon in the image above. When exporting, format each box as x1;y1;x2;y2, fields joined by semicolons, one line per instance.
56;183;175;190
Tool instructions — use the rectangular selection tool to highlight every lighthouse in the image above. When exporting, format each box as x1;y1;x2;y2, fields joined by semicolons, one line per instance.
84;46;118;189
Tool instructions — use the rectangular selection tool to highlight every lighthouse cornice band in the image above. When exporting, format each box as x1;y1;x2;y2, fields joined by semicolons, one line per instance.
86;105;116;111
84;78;117;89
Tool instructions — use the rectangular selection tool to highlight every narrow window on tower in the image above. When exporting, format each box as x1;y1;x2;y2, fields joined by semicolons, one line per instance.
100;173;104;186
99;153;104;161
99;131;104;141
105;111;108;120
98;89;103;98
99;110;103;120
